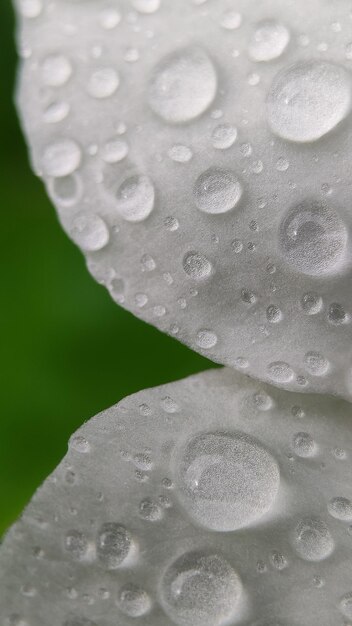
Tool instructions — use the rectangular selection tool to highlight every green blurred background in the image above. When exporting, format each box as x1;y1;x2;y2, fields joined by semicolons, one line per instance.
0;2;212;536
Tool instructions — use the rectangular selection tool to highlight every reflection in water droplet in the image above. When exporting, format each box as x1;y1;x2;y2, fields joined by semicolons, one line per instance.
249;21;290;62
183;251;213;279
70;213;109;251
194;168;243;214
96;523;132;569
115;175;155;222
292;517;334;561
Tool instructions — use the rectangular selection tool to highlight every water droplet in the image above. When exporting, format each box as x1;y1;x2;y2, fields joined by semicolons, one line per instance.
148;47;217;123
276;157;289;172
300;292;323;315
183;251;213;279
195;329;218;349
168;144;193;162
64;530;88;560
42;140;81;177
292;517;334;561
69;435;91;453
249;21;290;62
267;61;352;142
268;361;294;383
115;175;155;222
279;199;347;275
328;497;352;521
140;253;156;271
131;0;160;13
220;11;242;30
304;351;329;376
292;432;317;457
266;304;282;323
252;392;273;411
211;124;237;149
96;523;132;569
43;101;70;124
88;68;119;98
161;396;180;413
139;497;163;521
164;216;179;231
340;592;352;619
99;7;121;29
270;550;288;570
41;54;72;87
118;584;152;617
70;213;109;251
102;139;128;163
194;167;243;214
19;0;42;18
176;431;280;531
328;302;347;324
160;550;242;626
49;174;81;207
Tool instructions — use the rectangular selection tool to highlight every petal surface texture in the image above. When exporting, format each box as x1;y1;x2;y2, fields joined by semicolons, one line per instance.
14;0;352;398
1;368;352;625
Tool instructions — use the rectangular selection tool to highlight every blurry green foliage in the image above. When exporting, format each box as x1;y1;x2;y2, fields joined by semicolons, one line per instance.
0;1;212;535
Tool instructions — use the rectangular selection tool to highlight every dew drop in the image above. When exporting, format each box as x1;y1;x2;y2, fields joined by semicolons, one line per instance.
195;329;218;349
267;61;352;142
64;530;88;560
41;55;72;87
139;497;163;521
183;251;213;279
266;304;282;323
131;0;160;13
292;432;317;458
340;592;352;619
194;167;242;214
42;140;81;177
69;435;91;453
118;584;152;617
43;101;70;124
168;144;193;163
88;68;119;98
176;431;280;531
70;213;109;251
49;174;81;207
211;124;237;149
96;523;132;569
160;551;242;626
328;497;352;521
148;47;217;123
328;302;347;324
102;139;128;163
292;517;334;561
279;199;347;275
115;175;155;222
304;351;329;376
249;21;290;62
19;0;42;18
300;292;323;315
267;361;294;383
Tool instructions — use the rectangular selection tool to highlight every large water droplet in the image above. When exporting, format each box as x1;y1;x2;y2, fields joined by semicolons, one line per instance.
267;61;352;142
160;550;242;626
148;47;217;123
249;21;290;62
42;140;81;177
194;168;243;214
292;517;334;561
87;68;119;99
96;523;132;569
115;175;155;222
279;199;347;275
117;584;152;617
175;431;280;531
328;496;352;521
70;213;109;251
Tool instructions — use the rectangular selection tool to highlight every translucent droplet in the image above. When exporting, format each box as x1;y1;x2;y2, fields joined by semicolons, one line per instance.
99;7;121;29
292;518;334;561
168;144;193;162
220;11;242;30
102;139;128;163
41;54;72;87
279;199;347;275
183;251;213;279
64;530;88;560
195;329;218;349
88;68;119;99
96;523;132;569
19;0;42;18
148;47;217;123
266;305;282;323
328;302;347;324
160;550;242;626
194;168;243;214
267;361;294;383
115;175;155;222
327;496;352;521
131;0;160;13
70;213;109;252
176;431;280;531
267;61;352;142
211;124;237;149
43;101;70;124
300;292;323;315
139;498;163;521
69;435;91;453
292;432;317;458
249;21;290;62
117;584;151;617
340;592;352;619
49;174;81;207
42;140;81;177
304;351;329;376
